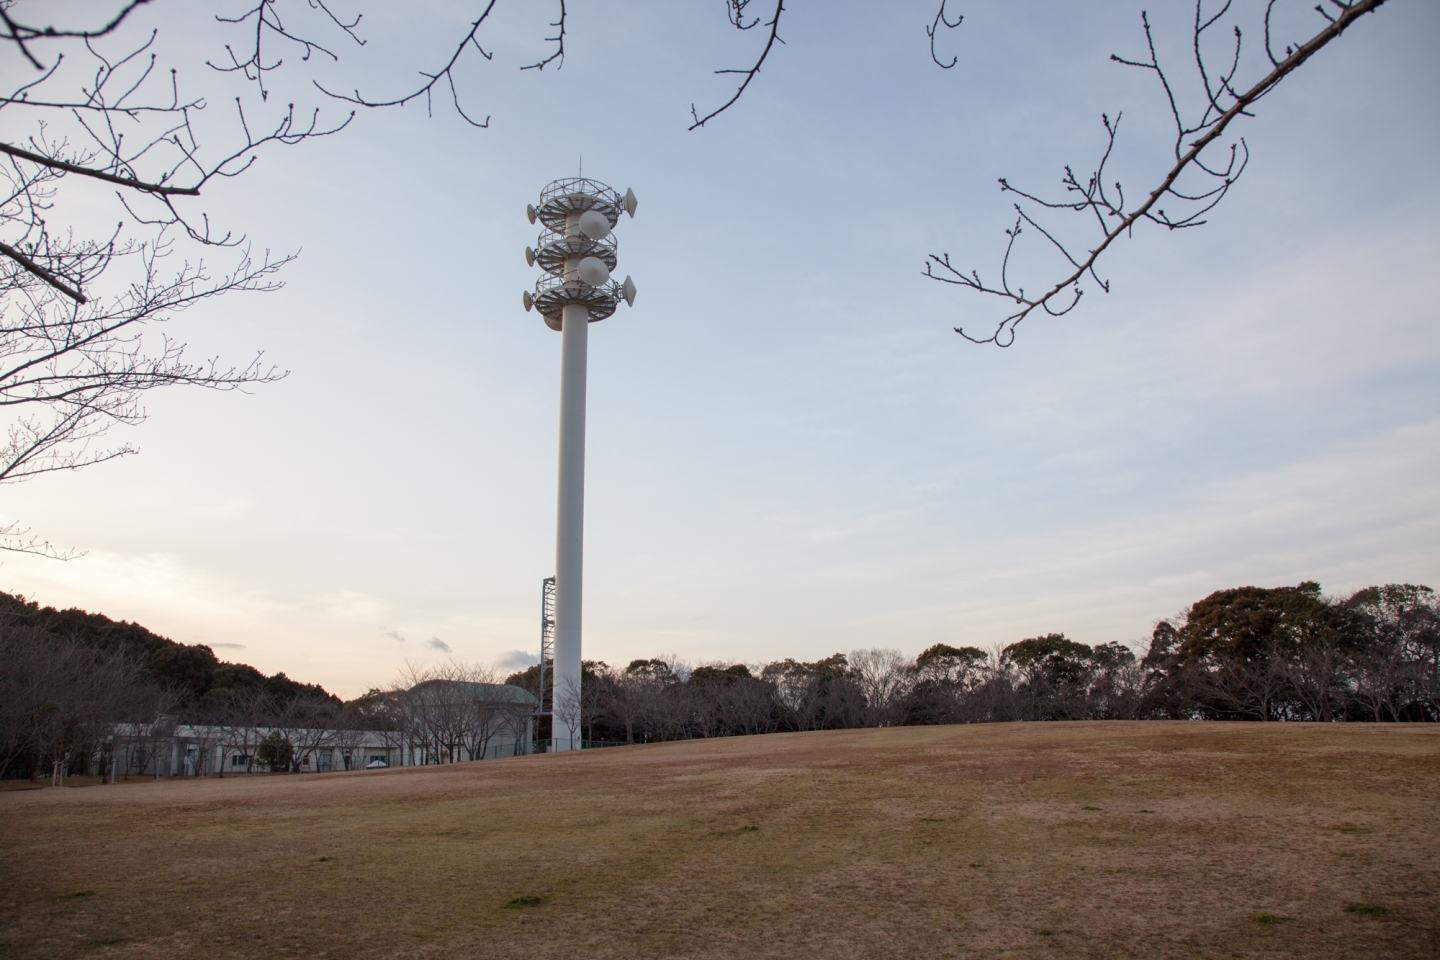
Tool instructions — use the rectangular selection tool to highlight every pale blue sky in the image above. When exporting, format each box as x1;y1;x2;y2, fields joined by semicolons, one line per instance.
3;1;1437;696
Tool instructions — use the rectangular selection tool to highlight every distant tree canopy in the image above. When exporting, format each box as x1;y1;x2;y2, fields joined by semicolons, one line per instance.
503;582;1438;745
1144;582;1438;722
5;579;1436;780
0;592;338;709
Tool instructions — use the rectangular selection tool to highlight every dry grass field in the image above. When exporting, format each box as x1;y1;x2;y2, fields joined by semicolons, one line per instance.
1;722;1436;960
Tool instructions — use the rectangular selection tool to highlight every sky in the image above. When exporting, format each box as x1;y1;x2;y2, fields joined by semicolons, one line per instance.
2;1;1437;698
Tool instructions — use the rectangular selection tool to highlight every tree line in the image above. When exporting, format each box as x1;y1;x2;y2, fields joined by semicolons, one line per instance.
4;581;1435;779
0;591;341;779
0;594;533;778
505;582;1438;744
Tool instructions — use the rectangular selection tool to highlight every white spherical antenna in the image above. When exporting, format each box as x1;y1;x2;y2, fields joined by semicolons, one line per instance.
577;256;610;286
578;210;611;240
621;275;636;307
624;188;638;218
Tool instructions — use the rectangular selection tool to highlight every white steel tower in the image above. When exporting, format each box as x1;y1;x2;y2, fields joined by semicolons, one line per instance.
523;178;637;752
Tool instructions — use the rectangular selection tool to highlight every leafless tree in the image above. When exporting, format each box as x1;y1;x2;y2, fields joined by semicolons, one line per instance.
126;687;181;777
395;661;462;763
554;671;585;748
726;668;782;736
1181;633;1297;720
0;612;149;779
848;648;912;727
0;3;370;555
758;655;866;731
595;658;697;743
596;663;649;745
1089;657;1149;720
330;702;369;770
180;712;221;775
452;662;520;760
274;693;337;771
1281;619;1352;723
698;664;783;737
362;690;409;765
221;687;271;774
394;659;526;761
924;0;1390;345
1345;584;1439;721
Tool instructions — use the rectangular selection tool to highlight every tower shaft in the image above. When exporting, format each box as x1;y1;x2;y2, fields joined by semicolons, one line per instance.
552;301;589;751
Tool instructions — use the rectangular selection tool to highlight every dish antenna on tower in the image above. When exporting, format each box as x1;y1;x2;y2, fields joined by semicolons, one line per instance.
522;177;638;751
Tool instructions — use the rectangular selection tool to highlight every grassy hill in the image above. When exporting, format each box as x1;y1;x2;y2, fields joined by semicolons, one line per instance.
1;722;1435;959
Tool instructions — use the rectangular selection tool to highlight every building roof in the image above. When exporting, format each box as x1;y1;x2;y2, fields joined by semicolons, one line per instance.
408;680;539;706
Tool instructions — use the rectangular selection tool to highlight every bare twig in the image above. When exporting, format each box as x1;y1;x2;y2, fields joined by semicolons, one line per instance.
927;0;964;69
690;0;785;130
727;0;763;30
521;1;567;72
315;1;498;128
0;240;88;304
0;1;154;70
210;0;360;103
0;143;199;197
0;520;83;559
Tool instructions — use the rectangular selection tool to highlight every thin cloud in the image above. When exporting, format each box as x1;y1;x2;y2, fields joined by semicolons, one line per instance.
494;649;539;672
425;637;452;653
383;628;406;644
209;642;247;650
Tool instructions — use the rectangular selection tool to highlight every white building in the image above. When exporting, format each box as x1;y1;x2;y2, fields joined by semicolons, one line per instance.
104;682;539;777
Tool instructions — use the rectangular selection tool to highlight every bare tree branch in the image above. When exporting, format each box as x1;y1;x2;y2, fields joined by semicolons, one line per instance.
0;1;154;70
0;240;88;303
208;0;362;103
521;1;567;72
927;0;1389;346
315;1;498;128
0;142;199;197
690;0;785;130
0;520;83;559
0;237;290;496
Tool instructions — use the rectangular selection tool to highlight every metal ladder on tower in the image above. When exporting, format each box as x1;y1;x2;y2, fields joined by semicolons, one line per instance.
538;576;556;719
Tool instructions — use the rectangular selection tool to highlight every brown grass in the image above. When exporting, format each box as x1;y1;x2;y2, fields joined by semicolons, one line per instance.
1;722;1436;959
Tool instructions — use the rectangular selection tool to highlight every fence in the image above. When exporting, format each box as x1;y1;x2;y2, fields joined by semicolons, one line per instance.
530;739;627;754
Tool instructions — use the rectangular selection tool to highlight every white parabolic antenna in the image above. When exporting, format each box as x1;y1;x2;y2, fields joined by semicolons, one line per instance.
578;209;611;240
577;256;610;286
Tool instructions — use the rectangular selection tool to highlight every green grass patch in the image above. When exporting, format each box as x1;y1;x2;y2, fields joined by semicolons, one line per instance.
1251;912;1291;926
739;825;759;833
1345;903;1388;917
504;895;546;909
